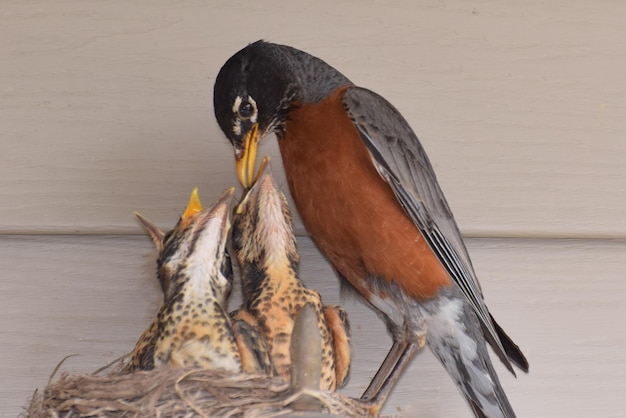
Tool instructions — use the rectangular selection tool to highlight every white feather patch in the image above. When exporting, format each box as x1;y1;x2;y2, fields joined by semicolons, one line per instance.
258;185;293;268
425;297;501;417
186;212;227;295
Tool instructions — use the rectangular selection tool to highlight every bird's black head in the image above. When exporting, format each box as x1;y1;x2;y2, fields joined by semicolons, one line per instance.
213;40;352;188
214;41;295;145
213;41;296;187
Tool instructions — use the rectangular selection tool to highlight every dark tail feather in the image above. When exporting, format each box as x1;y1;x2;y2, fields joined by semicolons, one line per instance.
490;314;529;373
480;314;529;377
469;400;489;418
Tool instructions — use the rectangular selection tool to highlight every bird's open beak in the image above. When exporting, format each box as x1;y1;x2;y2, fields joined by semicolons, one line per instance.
182;187;204;220
236;123;260;188
179;187;204;229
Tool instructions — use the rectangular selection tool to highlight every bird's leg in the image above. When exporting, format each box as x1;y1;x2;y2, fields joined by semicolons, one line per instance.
361;333;427;415
361;340;408;401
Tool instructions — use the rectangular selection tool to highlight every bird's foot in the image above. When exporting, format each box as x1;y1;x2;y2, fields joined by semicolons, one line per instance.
360;333;427;414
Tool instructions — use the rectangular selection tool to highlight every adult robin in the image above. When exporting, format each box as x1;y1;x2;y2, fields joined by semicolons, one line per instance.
128;188;244;372
213;41;528;417
231;157;351;391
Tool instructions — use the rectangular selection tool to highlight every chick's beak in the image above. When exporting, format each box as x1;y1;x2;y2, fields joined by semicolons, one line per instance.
193;187;235;246
236;123;260;188
179;187;204;229
209;187;235;239
235;156;271;216
213;187;236;216
182;187;204;220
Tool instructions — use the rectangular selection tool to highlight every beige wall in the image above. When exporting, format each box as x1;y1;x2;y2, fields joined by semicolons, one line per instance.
2;1;625;417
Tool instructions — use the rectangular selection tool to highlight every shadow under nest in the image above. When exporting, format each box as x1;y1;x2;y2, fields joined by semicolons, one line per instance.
25;364;370;418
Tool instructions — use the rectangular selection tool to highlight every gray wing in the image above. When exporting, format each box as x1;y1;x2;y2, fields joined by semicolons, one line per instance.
342;86;516;374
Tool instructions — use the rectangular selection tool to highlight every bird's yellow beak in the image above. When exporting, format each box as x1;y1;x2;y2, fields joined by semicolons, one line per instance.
235;156;271;215
181;187;204;223
236;123;260;188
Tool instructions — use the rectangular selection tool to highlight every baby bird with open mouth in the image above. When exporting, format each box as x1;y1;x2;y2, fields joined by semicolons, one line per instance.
128;188;242;372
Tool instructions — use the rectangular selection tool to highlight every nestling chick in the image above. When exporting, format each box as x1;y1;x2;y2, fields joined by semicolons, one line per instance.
128;188;242;372
232;157;351;391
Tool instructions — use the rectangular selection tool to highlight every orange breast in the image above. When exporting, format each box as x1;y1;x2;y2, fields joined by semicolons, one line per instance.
279;87;451;301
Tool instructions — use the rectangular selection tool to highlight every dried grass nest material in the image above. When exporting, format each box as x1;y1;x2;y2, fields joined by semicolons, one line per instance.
25;364;371;418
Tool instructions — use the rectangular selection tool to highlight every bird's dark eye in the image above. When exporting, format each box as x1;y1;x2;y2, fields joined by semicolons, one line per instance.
221;249;234;283
238;100;254;119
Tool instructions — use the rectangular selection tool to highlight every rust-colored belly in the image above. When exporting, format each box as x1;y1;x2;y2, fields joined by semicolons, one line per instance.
279;87;451;301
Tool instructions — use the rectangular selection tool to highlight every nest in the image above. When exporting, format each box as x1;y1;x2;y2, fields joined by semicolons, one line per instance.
24;358;371;418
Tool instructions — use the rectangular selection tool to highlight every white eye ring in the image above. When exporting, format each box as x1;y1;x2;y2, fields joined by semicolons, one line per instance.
232;96;257;122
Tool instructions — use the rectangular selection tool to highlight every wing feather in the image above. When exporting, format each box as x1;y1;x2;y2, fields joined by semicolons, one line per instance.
342;87;523;374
